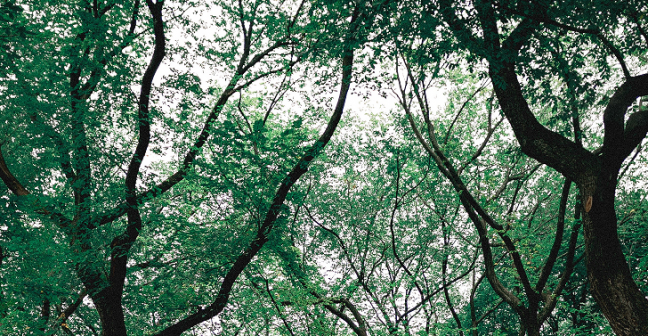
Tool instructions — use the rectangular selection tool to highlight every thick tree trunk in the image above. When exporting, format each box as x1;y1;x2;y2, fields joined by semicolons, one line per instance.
482;41;648;334
526;328;540;336
522;321;540;336
519;308;541;336
579;174;648;336
93;288;128;336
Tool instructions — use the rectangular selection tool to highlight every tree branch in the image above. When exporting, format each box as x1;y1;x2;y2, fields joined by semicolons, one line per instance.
92;12;303;228
150;14;360;335
0;145;29;196
535;179;570;293
0;145;73;229
108;0;166;299
603;73;648;165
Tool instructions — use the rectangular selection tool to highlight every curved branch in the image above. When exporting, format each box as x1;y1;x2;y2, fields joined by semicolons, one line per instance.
398;69;532;311
442;220;464;336
92;11;307;229
150;15;360;335
0;146;29;197
306;206;396;331
603;73;648;164
489;59;597;181
495;0;632;78
595;32;630;79
535;179;570;293
443;82;487;146
109;0;167;298
0;146;73;229
628;11;648;46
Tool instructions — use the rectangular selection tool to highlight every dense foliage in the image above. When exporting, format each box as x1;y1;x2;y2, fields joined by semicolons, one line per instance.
0;0;646;335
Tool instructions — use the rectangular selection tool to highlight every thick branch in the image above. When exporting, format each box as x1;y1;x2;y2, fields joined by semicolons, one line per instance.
0;146;29;196
489;61;596;181
471;1;597;181
92;16;302;228
109;0;166;297
604;74;648;163
151;32;357;336
0;146;74;229
436;0;484;57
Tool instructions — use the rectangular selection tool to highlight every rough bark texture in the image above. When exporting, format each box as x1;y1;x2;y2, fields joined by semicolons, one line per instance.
489;36;648;336
581;174;648;335
95;291;128;336
491;63;648;335
461;0;648;332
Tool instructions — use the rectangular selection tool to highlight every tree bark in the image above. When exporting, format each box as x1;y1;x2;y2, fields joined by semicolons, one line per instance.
579;172;648;335
94;289;128;336
488;44;648;336
490;66;648;335
465;0;648;329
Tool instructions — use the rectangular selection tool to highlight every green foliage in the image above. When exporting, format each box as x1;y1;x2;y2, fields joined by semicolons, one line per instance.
1;0;647;335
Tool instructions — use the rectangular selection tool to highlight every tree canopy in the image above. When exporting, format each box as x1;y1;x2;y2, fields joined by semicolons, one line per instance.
0;0;647;335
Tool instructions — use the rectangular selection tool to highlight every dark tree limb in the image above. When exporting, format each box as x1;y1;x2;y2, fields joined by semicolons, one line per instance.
92;4;307;228
38;298;50;333
75;2;166;336
0;145;30;197
0;145;74;229
535;179;570;294
471;0;648;333
150;8;361;334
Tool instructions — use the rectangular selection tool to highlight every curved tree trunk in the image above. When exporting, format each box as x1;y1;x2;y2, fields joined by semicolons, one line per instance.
467;4;648;328
579;172;648;335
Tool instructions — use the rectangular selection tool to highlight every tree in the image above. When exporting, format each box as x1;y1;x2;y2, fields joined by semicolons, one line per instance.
390;49;583;335
418;0;648;334
2;0;648;335
0;0;390;335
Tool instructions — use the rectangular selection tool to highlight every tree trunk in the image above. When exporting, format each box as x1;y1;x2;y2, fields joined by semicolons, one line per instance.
94;287;128;336
579;173;648;335
480;34;648;333
520;309;541;336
